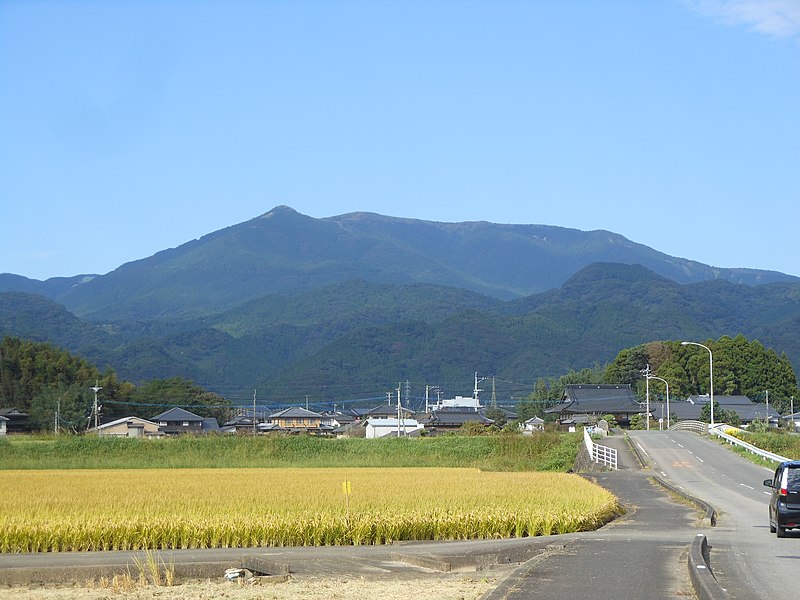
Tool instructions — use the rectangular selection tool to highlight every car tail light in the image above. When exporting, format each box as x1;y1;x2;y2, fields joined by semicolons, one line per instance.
781;469;790;497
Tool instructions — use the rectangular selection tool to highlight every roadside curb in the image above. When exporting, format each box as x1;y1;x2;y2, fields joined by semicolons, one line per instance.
624;433;648;469
689;534;729;600
652;475;716;527
650;476;727;599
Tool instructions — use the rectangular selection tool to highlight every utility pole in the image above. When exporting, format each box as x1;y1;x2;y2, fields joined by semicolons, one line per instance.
397;383;402;437
641;365;651;430
425;385;440;413
55;397;60;434
253;389;257;435
766;390;769;424
305;395;309;410
491;376;497;408
473;372;485;411
90;381;102;435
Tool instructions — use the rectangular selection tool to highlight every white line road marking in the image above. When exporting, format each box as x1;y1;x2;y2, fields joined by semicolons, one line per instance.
739;483;754;490
637;444;650;457
661;471;668;477
678;444;684;448
697;457;704;463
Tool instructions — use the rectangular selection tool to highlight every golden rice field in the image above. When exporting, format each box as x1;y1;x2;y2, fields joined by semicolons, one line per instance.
0;468;620;553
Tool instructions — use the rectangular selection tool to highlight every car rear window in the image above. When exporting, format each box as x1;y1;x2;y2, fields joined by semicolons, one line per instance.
786;467;800;490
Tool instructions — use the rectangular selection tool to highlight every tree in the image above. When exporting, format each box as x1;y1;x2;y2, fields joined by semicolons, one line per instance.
132;377;231;421
604;346;649;385
700;401;720;424
484;406;507;426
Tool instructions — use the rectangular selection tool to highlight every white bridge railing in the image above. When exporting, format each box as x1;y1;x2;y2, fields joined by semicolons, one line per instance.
584;427;618;470
669;420;708;434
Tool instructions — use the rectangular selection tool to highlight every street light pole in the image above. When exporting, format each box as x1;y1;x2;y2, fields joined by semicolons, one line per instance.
648;375;670;430
681;341;714;427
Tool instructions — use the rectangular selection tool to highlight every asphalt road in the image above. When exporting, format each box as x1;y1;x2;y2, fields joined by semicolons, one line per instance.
629;429;799;600
484;462;703;600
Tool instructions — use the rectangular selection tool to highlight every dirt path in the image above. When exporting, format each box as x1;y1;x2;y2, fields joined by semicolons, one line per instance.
0;572;501;600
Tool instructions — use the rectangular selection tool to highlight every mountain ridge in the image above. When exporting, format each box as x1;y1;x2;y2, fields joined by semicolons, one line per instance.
1;206;794;321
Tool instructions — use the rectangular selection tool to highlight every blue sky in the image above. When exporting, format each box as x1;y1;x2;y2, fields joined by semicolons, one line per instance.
1;0;799;281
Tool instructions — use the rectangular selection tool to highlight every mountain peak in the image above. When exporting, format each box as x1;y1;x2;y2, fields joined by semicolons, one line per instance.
259;205;300;220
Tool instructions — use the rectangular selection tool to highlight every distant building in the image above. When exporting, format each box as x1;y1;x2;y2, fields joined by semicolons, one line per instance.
684;395;781;425
0;415;8;436
366;404;415;419
431;395;481;411
0;408;29;434
152;407;205;435
520;416;545;434
417;408;494;432
365;418;423;439
87;416;160;438
267;407;333;434
545;384;643;428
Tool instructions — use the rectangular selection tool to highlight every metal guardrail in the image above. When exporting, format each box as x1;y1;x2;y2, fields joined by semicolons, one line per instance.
708;424;789;463
584;427;618;470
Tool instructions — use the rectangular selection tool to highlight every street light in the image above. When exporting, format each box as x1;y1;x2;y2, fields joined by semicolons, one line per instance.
681;341;714;427
648;375;670;430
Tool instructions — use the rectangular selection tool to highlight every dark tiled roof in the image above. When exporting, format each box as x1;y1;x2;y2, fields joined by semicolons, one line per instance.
547;384;641;415
0;408;28;418
420;410;493;427
673;396;780;423
202;418;220;432
269;407;323;419
151;407;204;422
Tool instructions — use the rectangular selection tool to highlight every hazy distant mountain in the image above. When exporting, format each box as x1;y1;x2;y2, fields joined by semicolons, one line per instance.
2;206;794;321
0;273;97;299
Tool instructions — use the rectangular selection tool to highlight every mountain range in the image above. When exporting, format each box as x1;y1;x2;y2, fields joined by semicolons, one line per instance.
2;206;799;406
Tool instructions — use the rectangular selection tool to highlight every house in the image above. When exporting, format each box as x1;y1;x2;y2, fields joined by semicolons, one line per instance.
222;414;259;433
0;415;8;436
365;418;423;439
267;407;333;434
545;384;643;428
366;404;415;420
321;411;356;428
201;417;221;434
686;395;781;425
520;416;545;434
429;395;482;411
152;407;205;435
87;416;160;438
0;408;29;433
417;408;494;432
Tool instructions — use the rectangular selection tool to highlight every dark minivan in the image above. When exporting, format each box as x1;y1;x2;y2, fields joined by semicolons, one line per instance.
763;460;800;537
